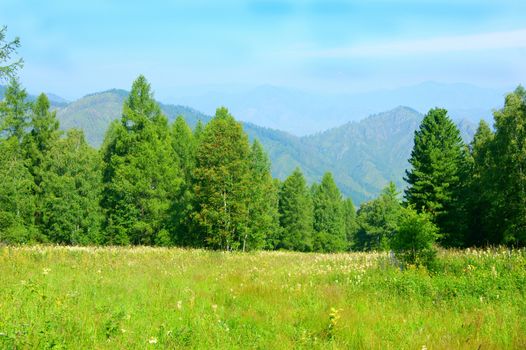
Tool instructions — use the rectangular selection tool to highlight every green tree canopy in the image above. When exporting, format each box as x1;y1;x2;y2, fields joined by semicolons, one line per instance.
404;107;467;246
391;206;440;268
22;93;62;232
40;129;103;244
0;78;30;143
354;182;401;251
277;167;313;252
192;107;252;250
247;139;280;251
343;197;358;249
0;137;36;243
0;26;23;81
491;86;526;245
312;172;346;252
101;75;181;245
465;120;497;246
169;116;197;245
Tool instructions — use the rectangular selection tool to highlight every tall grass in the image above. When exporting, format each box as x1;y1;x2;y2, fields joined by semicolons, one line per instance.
0;246;524;349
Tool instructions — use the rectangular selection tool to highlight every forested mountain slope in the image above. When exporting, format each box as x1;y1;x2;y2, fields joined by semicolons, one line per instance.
1;87;477;204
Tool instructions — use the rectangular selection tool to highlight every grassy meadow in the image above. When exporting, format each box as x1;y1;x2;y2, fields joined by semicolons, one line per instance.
0;246;525;349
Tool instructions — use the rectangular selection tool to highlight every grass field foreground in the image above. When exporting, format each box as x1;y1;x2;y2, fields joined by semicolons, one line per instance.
0;246;525;349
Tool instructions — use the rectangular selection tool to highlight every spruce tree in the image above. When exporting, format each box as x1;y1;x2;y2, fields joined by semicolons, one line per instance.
40;129;103;244
101;75;181;245
192;107;252;250
404;108;467;246
312;172;346;252
277;167;313;251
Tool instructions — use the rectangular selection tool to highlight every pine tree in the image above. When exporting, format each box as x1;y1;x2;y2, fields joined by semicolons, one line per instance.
354;182;401;251
404;108;467;246
40;129;103;244
277;167;313;251
247;140;280;251
101;75;181;245
312;172;346;252
491;86;526;245
192;107;252;250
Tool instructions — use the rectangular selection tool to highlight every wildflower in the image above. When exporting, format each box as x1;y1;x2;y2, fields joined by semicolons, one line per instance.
212;304;218;312
177;300;182;310
148;337;157;344
42;268;51;275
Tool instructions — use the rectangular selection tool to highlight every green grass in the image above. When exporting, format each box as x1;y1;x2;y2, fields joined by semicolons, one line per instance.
0;246;524;349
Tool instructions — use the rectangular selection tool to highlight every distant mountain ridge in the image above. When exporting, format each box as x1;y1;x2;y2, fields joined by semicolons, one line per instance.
176;81;505;135
1;86;478;204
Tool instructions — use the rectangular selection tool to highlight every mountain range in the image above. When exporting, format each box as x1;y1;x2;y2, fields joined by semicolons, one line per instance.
1;85;485;205
174;82;506;135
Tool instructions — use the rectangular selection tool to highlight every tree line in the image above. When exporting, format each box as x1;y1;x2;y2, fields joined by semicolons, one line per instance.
0;75;357;251
1;27;525;253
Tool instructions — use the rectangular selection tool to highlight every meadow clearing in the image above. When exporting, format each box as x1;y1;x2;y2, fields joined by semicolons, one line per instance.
0;246;525;349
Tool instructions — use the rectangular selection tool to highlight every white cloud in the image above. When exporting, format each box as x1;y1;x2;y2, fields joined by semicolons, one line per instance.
306;29;526;58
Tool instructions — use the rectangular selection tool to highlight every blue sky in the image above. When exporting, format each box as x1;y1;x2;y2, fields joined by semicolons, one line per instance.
1;0;525;101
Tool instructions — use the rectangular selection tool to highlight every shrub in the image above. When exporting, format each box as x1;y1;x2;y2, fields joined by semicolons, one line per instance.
391;206;440;268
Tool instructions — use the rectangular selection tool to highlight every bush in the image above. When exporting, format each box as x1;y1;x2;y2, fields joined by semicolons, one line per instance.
391;206;440;268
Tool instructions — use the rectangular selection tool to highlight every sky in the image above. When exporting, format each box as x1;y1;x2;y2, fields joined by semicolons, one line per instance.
1;0;525;101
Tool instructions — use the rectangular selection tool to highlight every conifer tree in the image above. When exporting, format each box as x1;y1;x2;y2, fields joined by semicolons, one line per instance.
22;93;61;232
101;75;181;245
277;167;313;251
192;107;252;250
465;120;497;245
404;108;467;246
170;116;197;245
354;182;401;251
0;73;35;243
0;78;30;143
0;26;23;81
312;172;346;252
40;130;103;244
247;140;280;251
342;197;357;249
193;120;205;141
23;93;61;178
0;137;36;243
491;86;526;245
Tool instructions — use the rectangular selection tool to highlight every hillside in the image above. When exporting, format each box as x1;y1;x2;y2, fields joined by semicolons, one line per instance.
2;88;477;204
56;89;211;146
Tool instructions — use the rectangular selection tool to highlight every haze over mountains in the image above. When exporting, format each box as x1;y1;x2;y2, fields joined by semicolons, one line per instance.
175;82;506;135
1;82;495;204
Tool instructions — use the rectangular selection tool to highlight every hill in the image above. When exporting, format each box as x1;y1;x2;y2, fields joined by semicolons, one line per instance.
2;87;477;204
